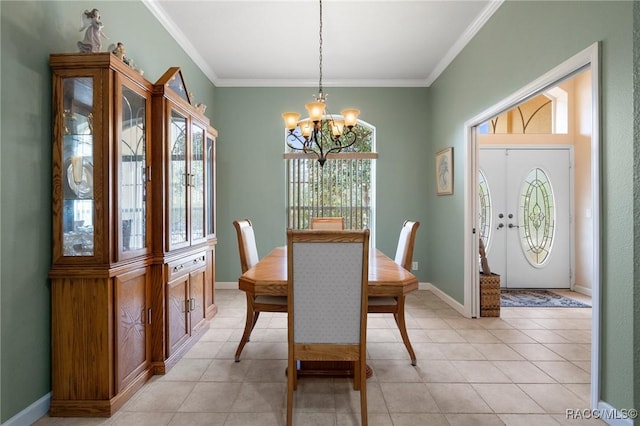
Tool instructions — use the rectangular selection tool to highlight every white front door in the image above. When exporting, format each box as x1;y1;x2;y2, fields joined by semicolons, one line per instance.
479;147;572;288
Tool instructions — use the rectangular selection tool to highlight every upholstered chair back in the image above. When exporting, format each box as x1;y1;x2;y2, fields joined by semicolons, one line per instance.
233;219;260;273
289;231;368;344
394;220;420;271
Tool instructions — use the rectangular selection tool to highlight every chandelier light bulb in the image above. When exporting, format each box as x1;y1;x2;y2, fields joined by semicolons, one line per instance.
305;101;325;122
341;109;360;128
331;120;345;136
282;112;301;130
298;120;312;137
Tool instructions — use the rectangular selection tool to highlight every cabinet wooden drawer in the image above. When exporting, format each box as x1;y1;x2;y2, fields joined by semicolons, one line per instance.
167;253;206;280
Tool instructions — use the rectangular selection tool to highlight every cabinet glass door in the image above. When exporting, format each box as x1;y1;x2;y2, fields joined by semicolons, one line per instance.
62;77;95;256
169;110;188;247
205;132;215;236
191;124;205;242
119;85;148;255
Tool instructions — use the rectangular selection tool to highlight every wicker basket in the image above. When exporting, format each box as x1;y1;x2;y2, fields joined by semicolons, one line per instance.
480;273;501;317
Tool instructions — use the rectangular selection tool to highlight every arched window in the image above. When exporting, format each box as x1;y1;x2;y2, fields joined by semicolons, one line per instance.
284;118;377;242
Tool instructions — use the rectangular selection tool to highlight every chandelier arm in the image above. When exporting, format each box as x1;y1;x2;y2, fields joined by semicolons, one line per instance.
325;129;358;155
286;132;318;155
312;126;328;159
285;130;333;165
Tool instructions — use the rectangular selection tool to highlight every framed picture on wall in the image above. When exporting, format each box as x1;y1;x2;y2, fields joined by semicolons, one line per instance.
435;147;453;195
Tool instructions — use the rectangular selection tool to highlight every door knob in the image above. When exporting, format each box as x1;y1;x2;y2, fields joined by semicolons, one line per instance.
498;213;504;219
508;223;519;229
497;223;504;229
508;213;514;219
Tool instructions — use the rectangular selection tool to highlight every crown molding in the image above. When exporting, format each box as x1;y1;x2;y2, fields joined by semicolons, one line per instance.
425;0;504;86
142;0;220;85
213;78;430;88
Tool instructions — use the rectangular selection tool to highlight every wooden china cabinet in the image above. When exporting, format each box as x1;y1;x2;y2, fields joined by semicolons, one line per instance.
150;67;218;373
48;54;217;417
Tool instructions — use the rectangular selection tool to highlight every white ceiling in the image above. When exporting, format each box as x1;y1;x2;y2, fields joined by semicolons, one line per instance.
143;0;503;87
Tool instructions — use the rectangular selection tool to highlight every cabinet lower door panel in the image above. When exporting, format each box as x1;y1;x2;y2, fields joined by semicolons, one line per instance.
115;268;150;392
51;277;112;401
190;269;206;331
167;276;190;355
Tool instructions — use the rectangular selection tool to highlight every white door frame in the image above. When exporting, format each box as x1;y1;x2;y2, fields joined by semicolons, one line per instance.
462;42;601;408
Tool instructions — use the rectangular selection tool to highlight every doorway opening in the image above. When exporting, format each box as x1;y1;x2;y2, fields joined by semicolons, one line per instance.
463;42;601;408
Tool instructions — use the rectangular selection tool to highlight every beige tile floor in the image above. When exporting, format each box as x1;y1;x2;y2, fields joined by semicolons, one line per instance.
34;289;605;426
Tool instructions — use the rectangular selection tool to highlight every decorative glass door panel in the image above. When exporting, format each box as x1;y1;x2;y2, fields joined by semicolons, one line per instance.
519;168;555;266
119;86;147;255
477;169;492;249
191;124;205;241
169;110;188;247
62;77;95;256
205;132;215;236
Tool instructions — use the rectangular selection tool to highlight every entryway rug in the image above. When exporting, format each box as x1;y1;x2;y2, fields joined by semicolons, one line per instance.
501;289;591;308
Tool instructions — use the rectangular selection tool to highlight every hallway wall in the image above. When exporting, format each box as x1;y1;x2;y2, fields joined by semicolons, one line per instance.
427;0;635;413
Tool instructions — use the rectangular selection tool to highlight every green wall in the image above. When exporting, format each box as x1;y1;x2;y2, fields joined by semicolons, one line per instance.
0;1;215;421
212;87;429;283
427;0;636;413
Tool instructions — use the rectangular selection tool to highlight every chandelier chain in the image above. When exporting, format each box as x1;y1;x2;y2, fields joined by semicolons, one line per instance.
318;0;323;97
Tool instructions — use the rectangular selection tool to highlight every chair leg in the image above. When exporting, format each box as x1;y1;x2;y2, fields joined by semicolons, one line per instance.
393;296;417;366
286;355;295;426
235;294;257;362
353;361;361;390
250;311;260;335
359;358;368;426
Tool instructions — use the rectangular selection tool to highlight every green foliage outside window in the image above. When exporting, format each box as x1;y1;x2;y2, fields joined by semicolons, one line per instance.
286;121;376;231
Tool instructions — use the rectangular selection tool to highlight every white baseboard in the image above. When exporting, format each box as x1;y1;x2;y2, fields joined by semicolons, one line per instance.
418;282;430;291
1;393;50;426
573;284;592;297
216;281;239;290
423;282;466;317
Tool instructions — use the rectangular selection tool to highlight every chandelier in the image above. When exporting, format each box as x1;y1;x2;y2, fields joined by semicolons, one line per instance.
282;0;361;167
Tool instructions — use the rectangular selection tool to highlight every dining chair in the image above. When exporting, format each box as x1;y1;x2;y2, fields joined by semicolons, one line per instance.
368;220;420;366
232;219;287;362
309;216;345;230
286;229;370;426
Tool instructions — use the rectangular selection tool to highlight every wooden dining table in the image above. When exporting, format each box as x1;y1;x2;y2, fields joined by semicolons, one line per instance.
238;246;419;378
